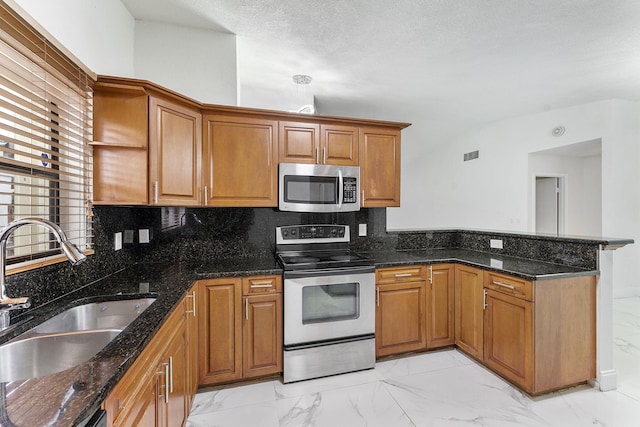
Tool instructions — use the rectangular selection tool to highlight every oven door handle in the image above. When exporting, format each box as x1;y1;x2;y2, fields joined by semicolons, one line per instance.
284;265;375;279
337;169;344;210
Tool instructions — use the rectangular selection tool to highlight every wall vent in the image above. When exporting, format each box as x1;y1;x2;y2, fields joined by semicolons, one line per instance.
464;150;479;161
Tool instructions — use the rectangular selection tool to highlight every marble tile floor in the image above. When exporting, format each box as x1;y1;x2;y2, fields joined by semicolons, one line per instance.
187;296;640;427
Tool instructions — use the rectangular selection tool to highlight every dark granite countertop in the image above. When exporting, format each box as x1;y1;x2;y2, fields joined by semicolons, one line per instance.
366;248;598;280
0;248;595;426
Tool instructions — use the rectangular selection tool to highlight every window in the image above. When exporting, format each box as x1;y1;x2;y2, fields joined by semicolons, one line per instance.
0;2;94;268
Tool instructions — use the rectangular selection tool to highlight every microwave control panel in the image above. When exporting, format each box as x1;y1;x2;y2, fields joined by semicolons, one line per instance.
343;178;358;203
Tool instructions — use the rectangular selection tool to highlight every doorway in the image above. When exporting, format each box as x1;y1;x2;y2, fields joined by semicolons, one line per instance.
535;176;565;235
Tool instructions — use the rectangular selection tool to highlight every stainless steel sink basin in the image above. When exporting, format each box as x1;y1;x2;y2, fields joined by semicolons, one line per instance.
0;329;121;383
0;297;156;382
27;297;156;336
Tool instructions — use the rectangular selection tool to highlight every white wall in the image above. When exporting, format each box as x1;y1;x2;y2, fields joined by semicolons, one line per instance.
388;99;640;296
13;0;135;76
134;21;237;105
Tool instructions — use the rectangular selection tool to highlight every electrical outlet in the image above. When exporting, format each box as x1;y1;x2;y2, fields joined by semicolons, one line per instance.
123;229;134;244
114;232;122;251
139;229;150;244
358;223;367;236
490;239;503;249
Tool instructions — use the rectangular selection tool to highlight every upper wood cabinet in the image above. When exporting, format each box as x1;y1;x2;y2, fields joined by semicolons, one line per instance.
93;84;149;205
279;122;358;166
149;97;202;206
93;82;202;206
359;126;401;207
203;115;278;207
93;76;410;207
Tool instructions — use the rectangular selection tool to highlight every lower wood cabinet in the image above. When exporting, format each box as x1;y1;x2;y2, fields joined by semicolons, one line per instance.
103;287;196;427
454;265;485;360
481;271;596;394
198;275;283;386
375;265;454;358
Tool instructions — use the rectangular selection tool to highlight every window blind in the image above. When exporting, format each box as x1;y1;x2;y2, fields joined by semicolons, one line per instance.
0;1;94;266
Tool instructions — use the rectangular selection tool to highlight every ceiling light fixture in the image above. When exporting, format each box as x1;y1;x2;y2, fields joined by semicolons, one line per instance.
291;74;316;114
293;74;312;85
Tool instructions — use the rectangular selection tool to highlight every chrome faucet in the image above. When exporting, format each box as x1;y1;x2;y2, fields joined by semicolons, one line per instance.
0;217;87;330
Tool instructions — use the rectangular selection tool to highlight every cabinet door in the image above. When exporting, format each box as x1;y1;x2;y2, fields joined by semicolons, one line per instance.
204;115;278;206
164;321;189;427
426;264;455;348
185;289;198;404
454;265;484;360
320;124;358;166
279;121;319;164
149;97;202;206
243;293;283;378
483;289;533;391
198;278;243;385
359;127;401;207
107;372;158;427
376;281;426;357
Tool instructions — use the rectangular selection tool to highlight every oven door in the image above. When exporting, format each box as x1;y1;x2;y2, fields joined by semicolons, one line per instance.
283;266;375;347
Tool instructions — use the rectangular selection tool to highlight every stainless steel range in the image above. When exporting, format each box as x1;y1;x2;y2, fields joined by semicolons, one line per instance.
276;224;375;383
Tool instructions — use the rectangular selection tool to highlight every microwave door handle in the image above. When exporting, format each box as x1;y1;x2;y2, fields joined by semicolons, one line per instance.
337;169;344;209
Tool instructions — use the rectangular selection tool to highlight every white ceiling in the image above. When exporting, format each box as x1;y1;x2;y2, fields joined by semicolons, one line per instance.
120;0;640;143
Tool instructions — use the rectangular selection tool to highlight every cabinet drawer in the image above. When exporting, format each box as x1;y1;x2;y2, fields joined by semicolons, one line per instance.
376;266;426;284
242;275;282;295
484;272;533;301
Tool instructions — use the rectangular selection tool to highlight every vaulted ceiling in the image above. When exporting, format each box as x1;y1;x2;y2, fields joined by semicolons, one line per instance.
121;0;640;143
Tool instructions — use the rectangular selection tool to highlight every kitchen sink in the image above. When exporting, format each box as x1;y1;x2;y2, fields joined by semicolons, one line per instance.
0;329;121;383
0;297;156;383
25;297;156;336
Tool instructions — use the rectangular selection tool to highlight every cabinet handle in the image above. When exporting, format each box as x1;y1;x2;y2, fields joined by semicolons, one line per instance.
376;286;380;307
186;290;196;316
323;147;326;164
168;356;174;393
429;266;433;285
361;190;365;206
315;147;319;164
250;283;273;289
204;186;208;206
153;181;159;205
157;363;169;403
483;289;488;310
245;298;249;321
492;281;516;290
395;273;412;278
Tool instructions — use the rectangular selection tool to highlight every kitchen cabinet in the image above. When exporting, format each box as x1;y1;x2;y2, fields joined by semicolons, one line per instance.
454;264;484;360
203;115;278;207
104;293;193;427
426;264;455;348
359;126;401;207
93;83;148;205
375;266;427;357
198;275;282;386
279;122;358;166
482;271;596;394
185;287;198;407
149;97;202;206
93;82;202;206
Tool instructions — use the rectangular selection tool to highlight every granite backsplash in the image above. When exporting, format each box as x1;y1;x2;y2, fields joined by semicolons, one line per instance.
5;206;601;315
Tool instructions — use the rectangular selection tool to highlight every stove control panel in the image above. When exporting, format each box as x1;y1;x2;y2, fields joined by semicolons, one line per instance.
276;225;349;244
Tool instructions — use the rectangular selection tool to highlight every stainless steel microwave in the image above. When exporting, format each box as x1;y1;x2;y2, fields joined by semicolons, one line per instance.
278;163;360;213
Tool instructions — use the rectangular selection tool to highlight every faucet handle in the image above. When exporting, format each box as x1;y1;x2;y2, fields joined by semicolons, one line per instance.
0;296;31;310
